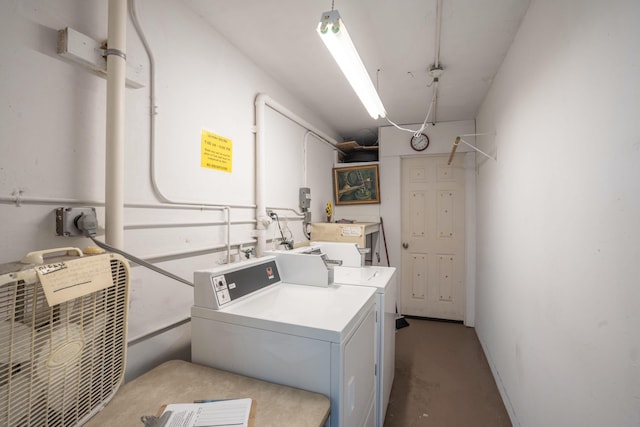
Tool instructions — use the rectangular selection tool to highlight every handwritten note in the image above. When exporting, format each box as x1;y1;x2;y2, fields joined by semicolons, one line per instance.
341;226;363;237
36;254;114;306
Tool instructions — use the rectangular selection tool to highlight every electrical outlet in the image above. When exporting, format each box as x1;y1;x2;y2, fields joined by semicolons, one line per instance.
55;207;98;236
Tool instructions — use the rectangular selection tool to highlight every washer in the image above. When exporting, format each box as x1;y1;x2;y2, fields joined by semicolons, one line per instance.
333;266;397;427
191;256;377;427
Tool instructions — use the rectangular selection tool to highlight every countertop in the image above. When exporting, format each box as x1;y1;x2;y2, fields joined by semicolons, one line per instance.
84;360;330;427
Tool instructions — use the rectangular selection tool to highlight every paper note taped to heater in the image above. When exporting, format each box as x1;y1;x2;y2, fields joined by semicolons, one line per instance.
35;254;114;306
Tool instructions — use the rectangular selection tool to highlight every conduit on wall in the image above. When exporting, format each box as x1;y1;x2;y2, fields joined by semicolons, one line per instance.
430;0;444;125
129;1;249;210
130;0;255;264
254;93;342;256
129;4;344;259
105;0;127;248
383;0;443;135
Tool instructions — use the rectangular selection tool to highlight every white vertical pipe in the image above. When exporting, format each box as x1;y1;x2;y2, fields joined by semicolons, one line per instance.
224;206;231;263
254;95;269;257
105;0;127;248
431;79;439;125
431;0;443;125
434;0;443;69
303;132;311;188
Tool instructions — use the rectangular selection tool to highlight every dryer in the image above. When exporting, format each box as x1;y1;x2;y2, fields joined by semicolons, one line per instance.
334;266;397;427
268;245;398;426
191;256;377;427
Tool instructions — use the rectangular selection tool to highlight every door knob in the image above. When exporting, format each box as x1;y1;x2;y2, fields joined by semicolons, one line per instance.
402;242;409;249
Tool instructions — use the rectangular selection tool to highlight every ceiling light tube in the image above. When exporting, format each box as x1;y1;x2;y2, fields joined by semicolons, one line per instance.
317;10;386;119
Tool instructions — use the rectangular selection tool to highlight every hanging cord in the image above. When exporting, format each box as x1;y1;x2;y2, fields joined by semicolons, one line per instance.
89;237;194;287
385;87;436;136
377;68;436;136
283;215;294;243
70;209;194;286
379;0;443;134
271;213;293;249
303;221;311;240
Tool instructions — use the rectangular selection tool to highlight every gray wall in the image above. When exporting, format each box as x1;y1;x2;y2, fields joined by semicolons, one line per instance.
475;0;640;425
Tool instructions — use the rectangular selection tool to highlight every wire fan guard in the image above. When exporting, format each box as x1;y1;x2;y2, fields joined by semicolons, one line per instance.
0;250;129;426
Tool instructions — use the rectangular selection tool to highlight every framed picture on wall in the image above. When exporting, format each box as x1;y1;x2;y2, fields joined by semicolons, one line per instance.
333;164;380;205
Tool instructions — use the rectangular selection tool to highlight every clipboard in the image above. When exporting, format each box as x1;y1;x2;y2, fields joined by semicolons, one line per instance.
151;399;256;427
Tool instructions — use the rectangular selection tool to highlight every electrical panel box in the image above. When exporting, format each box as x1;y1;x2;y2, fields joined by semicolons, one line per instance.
299;187;311;209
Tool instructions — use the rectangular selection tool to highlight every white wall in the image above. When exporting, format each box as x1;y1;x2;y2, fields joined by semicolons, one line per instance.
378;120;477;324
475;0;640;425
0;0;340;380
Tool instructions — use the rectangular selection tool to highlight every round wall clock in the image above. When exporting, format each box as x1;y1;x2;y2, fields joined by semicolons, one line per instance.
410;133;430;151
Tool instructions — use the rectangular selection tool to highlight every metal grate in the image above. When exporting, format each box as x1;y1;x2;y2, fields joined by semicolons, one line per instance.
0;253;129;426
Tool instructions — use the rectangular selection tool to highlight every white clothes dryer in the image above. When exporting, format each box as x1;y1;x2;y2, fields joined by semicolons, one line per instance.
333;266;397;427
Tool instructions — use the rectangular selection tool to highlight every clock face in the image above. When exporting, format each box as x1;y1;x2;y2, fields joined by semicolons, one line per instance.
410;133;430;151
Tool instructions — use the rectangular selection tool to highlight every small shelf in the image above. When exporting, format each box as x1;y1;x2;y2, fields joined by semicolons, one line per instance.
336;141;378;163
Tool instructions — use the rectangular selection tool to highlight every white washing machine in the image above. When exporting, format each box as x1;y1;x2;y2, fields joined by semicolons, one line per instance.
333;266;397;427
191;256;377;427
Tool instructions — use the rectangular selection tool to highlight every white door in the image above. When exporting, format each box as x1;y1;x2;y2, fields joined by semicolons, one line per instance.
401;155;465;320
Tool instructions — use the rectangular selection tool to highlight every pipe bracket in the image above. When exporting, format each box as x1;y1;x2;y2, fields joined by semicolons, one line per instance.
104;48;127;60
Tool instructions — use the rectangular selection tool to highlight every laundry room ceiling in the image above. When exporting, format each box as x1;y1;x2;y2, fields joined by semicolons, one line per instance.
184;0;530;144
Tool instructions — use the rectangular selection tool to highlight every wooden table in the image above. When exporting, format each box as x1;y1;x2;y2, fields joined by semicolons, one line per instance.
84;360;330;427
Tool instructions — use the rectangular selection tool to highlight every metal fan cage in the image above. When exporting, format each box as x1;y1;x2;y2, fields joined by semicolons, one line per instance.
0;252;129;426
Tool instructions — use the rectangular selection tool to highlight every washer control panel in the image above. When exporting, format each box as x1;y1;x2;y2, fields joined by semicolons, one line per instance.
194;258;281;310
210;274;232;306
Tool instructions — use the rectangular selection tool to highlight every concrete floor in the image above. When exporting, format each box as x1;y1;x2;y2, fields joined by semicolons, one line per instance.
384;318;512;427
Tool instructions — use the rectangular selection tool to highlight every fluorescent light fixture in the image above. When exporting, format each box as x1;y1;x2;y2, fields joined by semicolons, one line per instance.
317;10;386;119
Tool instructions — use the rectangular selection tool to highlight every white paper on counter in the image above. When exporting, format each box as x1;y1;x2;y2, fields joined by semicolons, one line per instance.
162;398;252;427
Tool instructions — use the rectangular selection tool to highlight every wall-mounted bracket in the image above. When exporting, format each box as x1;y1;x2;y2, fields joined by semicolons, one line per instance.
448;134;497;165
57;27;145;89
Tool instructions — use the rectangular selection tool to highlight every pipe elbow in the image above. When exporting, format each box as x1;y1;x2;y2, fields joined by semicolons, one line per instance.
255;93;270;108
257;214;272;229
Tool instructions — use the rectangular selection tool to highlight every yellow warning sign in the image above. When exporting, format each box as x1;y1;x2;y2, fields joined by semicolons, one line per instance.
201;129;232;172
